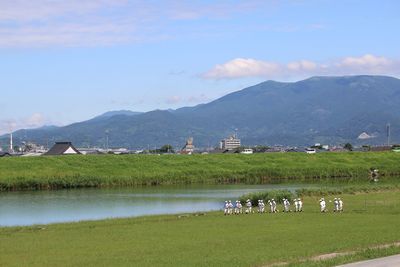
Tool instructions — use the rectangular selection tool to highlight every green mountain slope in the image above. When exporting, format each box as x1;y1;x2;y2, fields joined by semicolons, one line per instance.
3;75;400;148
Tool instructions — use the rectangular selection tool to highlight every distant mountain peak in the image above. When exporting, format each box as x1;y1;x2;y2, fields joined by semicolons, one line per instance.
2;75;400;148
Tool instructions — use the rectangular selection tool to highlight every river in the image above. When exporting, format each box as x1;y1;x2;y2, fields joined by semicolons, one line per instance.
0;184;318;226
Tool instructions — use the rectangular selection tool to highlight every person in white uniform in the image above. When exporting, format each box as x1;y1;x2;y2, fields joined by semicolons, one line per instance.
227;200;233;215
294;198;299;212
268;200;273;213
338;198;343;212
234;200;239;215
224;201;229;215
259;200;266;213
282;198;286;212
283;198;291;212
333;198;339;212
298;198;303;212
319;198;327;212
271;199;277;213
245;199;252;214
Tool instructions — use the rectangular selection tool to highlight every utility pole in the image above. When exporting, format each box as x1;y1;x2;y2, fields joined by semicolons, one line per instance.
105;130;109;150
386;123;391;146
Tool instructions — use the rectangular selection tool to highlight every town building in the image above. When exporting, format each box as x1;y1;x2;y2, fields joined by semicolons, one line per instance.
44;142;81;155
181;137;195;154
220;135;241;150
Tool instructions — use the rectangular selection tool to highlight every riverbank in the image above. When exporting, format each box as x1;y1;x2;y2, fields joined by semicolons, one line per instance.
1;191;399;267
1;152;400;191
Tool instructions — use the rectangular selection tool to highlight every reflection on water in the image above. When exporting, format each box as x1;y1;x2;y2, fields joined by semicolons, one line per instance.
0;184;317;226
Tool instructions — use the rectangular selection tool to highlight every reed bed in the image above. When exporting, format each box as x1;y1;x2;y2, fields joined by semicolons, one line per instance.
0;152;399;191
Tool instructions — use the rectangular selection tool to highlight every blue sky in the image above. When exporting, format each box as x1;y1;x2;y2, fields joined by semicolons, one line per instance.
0;0;399;134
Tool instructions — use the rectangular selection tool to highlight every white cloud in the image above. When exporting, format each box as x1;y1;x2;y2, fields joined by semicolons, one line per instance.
165;95;182;104
337;54;393;72
0;120;17;135
0;113;51;135
0;0;271;47
287;60;317;72
167;1;266;20
25;113;45;128
0;0;124;21
203;55;400;80
203;58;281;79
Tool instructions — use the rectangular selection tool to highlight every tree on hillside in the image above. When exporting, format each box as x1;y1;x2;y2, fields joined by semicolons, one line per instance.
344;143;353;151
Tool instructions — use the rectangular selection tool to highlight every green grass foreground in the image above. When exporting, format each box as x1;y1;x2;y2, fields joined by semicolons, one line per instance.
1;152;400;190
1;191;399;267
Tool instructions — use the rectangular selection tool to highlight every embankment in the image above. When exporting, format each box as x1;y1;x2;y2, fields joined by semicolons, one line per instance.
0;152;399;191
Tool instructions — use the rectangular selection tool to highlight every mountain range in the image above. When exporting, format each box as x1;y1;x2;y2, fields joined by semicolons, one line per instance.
2;75;400;149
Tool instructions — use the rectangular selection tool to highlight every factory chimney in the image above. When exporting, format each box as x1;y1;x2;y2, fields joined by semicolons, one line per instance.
9;132;13;153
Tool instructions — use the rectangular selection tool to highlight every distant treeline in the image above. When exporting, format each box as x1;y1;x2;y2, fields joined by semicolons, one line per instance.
0;152;400;191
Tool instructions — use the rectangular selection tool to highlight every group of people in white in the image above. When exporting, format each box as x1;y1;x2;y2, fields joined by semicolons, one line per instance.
319;197;344;212
224;197;343;215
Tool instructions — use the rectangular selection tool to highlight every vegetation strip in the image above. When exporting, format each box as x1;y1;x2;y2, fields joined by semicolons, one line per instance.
1;152;400;191
240;184;400;204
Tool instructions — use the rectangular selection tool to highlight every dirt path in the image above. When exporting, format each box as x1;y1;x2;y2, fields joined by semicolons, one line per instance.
336;254;400;267
263;241;400;267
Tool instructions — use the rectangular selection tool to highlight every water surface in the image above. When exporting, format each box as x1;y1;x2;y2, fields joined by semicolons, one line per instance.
0;184;317;226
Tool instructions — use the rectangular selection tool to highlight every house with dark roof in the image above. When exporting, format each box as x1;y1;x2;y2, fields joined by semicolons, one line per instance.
0;152;11;157
44;142;81;155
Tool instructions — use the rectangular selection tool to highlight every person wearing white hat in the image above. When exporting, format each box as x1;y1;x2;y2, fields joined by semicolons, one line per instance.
234;200;239;215
294;198;299;212
298;198;303;212
227;200;234;215
333;198;339;212
271;199;277;213
338;198;343;212
268;199;273;213
238;200;243;214
258;200;265;213
282;198;286;212
245;199;252;214
319;198;327;213
224;201;229;215
261;200;265;213
283;198;291;212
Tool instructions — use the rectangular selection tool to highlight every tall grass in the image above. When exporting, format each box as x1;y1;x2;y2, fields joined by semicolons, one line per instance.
0;152;399;191
239;190;293;204
296;183;400;197
239;183;400;204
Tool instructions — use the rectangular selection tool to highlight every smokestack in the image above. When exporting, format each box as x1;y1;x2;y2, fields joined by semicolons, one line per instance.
9;132;13;152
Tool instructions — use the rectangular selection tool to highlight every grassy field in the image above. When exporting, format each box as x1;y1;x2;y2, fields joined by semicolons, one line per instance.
1;191;400;267
1;152;400;190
